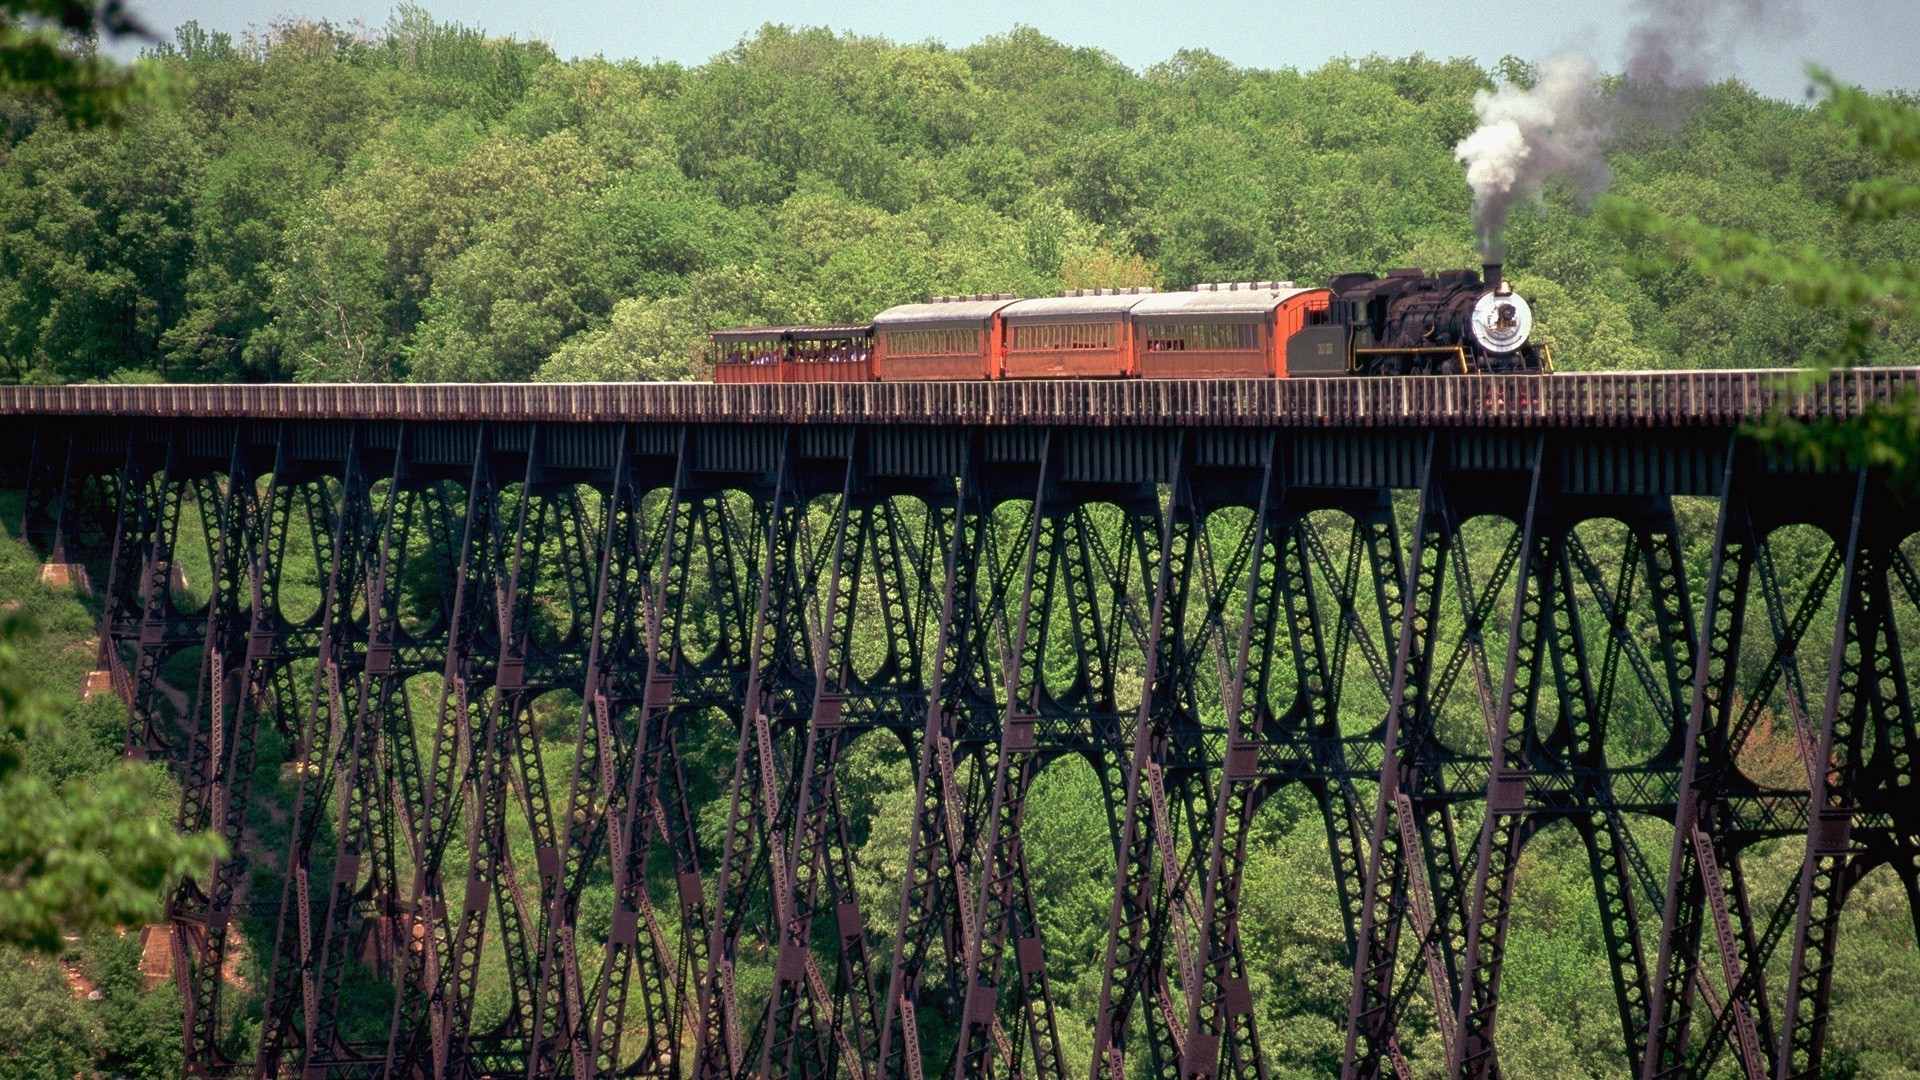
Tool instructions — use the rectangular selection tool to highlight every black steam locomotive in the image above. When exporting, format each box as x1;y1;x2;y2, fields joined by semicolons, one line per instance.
1290;263;1548;376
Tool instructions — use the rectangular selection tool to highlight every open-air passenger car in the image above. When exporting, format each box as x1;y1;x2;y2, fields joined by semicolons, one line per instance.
784;324;874;383
711;324;875;384
711;326;787;384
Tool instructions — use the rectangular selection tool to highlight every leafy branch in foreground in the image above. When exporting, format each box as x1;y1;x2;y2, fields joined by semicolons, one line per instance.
1602;69;1920;494
0;613;223;953
0;0;155;126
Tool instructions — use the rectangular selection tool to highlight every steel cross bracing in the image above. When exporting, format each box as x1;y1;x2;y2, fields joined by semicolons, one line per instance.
5;412;1919;1080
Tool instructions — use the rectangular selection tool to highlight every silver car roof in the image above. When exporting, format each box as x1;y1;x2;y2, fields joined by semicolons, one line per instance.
873;297;1018;332
1000;289;1159;323
1131;286;1323;320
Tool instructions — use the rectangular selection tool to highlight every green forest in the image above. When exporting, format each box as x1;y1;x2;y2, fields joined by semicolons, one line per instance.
3;9;1920;1080
0;9;1917;388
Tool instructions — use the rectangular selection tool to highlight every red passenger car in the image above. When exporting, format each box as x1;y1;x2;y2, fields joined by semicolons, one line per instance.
1131;283;1331;378
711;327;788;384
999;288;1157;379
711;324;875;383
872;295;1018;381
783;324;874;383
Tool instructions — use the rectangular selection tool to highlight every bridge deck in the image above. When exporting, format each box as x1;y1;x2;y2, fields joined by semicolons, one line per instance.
2;367;1915;427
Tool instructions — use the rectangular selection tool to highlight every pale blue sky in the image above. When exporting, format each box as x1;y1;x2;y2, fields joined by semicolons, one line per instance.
118;0;1917;101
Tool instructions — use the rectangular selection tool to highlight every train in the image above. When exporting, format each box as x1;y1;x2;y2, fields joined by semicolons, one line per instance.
711;262;1549;383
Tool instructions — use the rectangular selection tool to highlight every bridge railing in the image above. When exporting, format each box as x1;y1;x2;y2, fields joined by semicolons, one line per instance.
1;367;1914;426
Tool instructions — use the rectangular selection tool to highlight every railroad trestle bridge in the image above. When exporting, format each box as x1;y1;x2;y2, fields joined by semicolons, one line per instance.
3;372;1917;1080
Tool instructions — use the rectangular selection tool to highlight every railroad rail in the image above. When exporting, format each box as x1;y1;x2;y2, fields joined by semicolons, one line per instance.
2;366;1915;426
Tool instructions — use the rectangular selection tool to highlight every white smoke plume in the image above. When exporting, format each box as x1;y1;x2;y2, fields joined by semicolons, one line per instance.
1455;0;1806;260
1455;54;1611;261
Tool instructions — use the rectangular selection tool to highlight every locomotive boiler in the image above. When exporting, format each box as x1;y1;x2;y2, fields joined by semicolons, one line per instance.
1292;263;1544;376
711;263;1548;383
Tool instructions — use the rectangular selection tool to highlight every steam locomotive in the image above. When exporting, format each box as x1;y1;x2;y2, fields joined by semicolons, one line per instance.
711;263;1547;382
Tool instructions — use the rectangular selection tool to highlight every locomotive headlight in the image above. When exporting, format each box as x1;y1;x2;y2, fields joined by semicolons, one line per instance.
1470;289;1533;354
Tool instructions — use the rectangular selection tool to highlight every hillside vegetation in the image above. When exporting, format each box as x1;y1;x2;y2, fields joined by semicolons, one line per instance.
4;12;1920;1080
0;10;1917;388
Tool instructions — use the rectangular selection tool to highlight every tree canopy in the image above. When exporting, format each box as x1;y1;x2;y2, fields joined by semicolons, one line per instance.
0;14;1914;385
0;611;222;954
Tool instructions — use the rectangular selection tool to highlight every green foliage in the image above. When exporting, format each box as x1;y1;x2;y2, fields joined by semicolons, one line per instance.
0;508;200;1075
3;16;1917;384
0;946;99;1079
1602;80;1920;367
0;930;188;1079
0;107;200;382
84;927;186;1079
0;612;225;952
1820;864;1920;1079
0;0;155;128
1603;70;1920;492
536;266;796;382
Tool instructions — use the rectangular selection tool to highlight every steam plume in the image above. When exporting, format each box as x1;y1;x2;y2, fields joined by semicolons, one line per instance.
1455;54;1611;261
1455;0;1807;260
1623;0;1809;95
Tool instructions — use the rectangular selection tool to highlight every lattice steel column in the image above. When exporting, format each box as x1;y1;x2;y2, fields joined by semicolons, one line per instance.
308;426;410;1071
1186;434;1282;1080
763;442;865;1080
1774;470;1905;1080
879;436;989;1080
173;426;262;1074
253;426;373;1075
951;430;1070;1080
695;430;802;1080
1344;434;1472;1080
591;427;698;1079
1092;431;1194;1080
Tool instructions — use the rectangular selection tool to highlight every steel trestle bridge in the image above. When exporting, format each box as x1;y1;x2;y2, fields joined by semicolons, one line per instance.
4;370;1918;1080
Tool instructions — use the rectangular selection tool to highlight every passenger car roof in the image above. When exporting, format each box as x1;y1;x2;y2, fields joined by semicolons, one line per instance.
873;296;1018;332
1000;289;1159;323
711;324;870;344
787;324;871;341
710;326;789;345
1131;286;1324;320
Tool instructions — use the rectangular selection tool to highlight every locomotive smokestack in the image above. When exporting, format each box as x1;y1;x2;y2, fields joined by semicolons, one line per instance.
1483;262;1504;295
